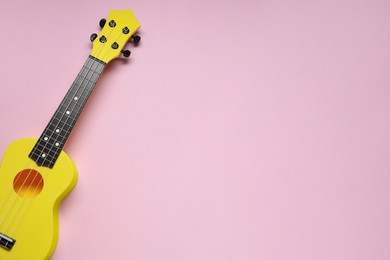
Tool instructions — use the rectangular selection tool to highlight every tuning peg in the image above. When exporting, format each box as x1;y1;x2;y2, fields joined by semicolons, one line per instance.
121;50;131;58
90;33;98;42
131;35;141;44
99;19;106;28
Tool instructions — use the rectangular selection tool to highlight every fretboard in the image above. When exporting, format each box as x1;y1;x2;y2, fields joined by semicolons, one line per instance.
29;56;106;168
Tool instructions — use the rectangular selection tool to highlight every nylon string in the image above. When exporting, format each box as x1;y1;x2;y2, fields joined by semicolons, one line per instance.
0;28;117;237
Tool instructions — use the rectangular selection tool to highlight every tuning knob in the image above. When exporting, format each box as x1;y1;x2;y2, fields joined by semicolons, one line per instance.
121;50;131;57
90;33;98;42
99;19;106;28
131;35;141;44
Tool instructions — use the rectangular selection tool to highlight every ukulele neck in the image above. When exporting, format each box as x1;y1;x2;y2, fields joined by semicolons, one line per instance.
29;56;106;168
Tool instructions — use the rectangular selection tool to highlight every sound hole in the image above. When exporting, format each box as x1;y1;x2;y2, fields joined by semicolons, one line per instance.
13;169;44;198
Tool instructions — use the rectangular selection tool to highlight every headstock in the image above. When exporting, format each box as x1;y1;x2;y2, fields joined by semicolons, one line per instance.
90;10;141;63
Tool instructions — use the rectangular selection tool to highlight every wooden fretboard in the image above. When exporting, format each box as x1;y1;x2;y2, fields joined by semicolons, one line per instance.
29;56;106;168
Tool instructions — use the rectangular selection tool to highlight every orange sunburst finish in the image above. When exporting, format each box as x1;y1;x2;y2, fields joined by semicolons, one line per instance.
0;138;77;260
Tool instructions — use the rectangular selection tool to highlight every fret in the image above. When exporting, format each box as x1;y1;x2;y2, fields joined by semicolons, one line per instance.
46;137;63;146
65;95;86;105
78;70;100;82
69;85;91;99
80;70;100;83
43;128;71;139
32;144;62;156
75;76;94;88
89;72;99;83
30;150;56;161
40;133;70;146
49;118;75;130
62;95;85;108
81;81;95;92
56;106;81;119
35;143;46;152
29;56;106;168
53;112;78;123
35;140;63;151
34;137;64;151
85;58;105;74
62;98;84;111
64;95;83;104
45;124;71;135
37;135;67;149
69;85;91;95
30;153;56;167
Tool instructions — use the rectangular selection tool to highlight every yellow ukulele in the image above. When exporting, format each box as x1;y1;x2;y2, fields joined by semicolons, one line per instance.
0;9;140;260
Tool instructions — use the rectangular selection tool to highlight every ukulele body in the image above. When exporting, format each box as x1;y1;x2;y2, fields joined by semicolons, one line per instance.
0;138;77;260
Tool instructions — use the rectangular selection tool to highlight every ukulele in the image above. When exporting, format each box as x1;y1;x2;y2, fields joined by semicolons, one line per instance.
0;9;140;260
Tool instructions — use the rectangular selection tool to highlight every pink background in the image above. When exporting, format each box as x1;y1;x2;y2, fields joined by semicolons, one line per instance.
1;0;390;259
